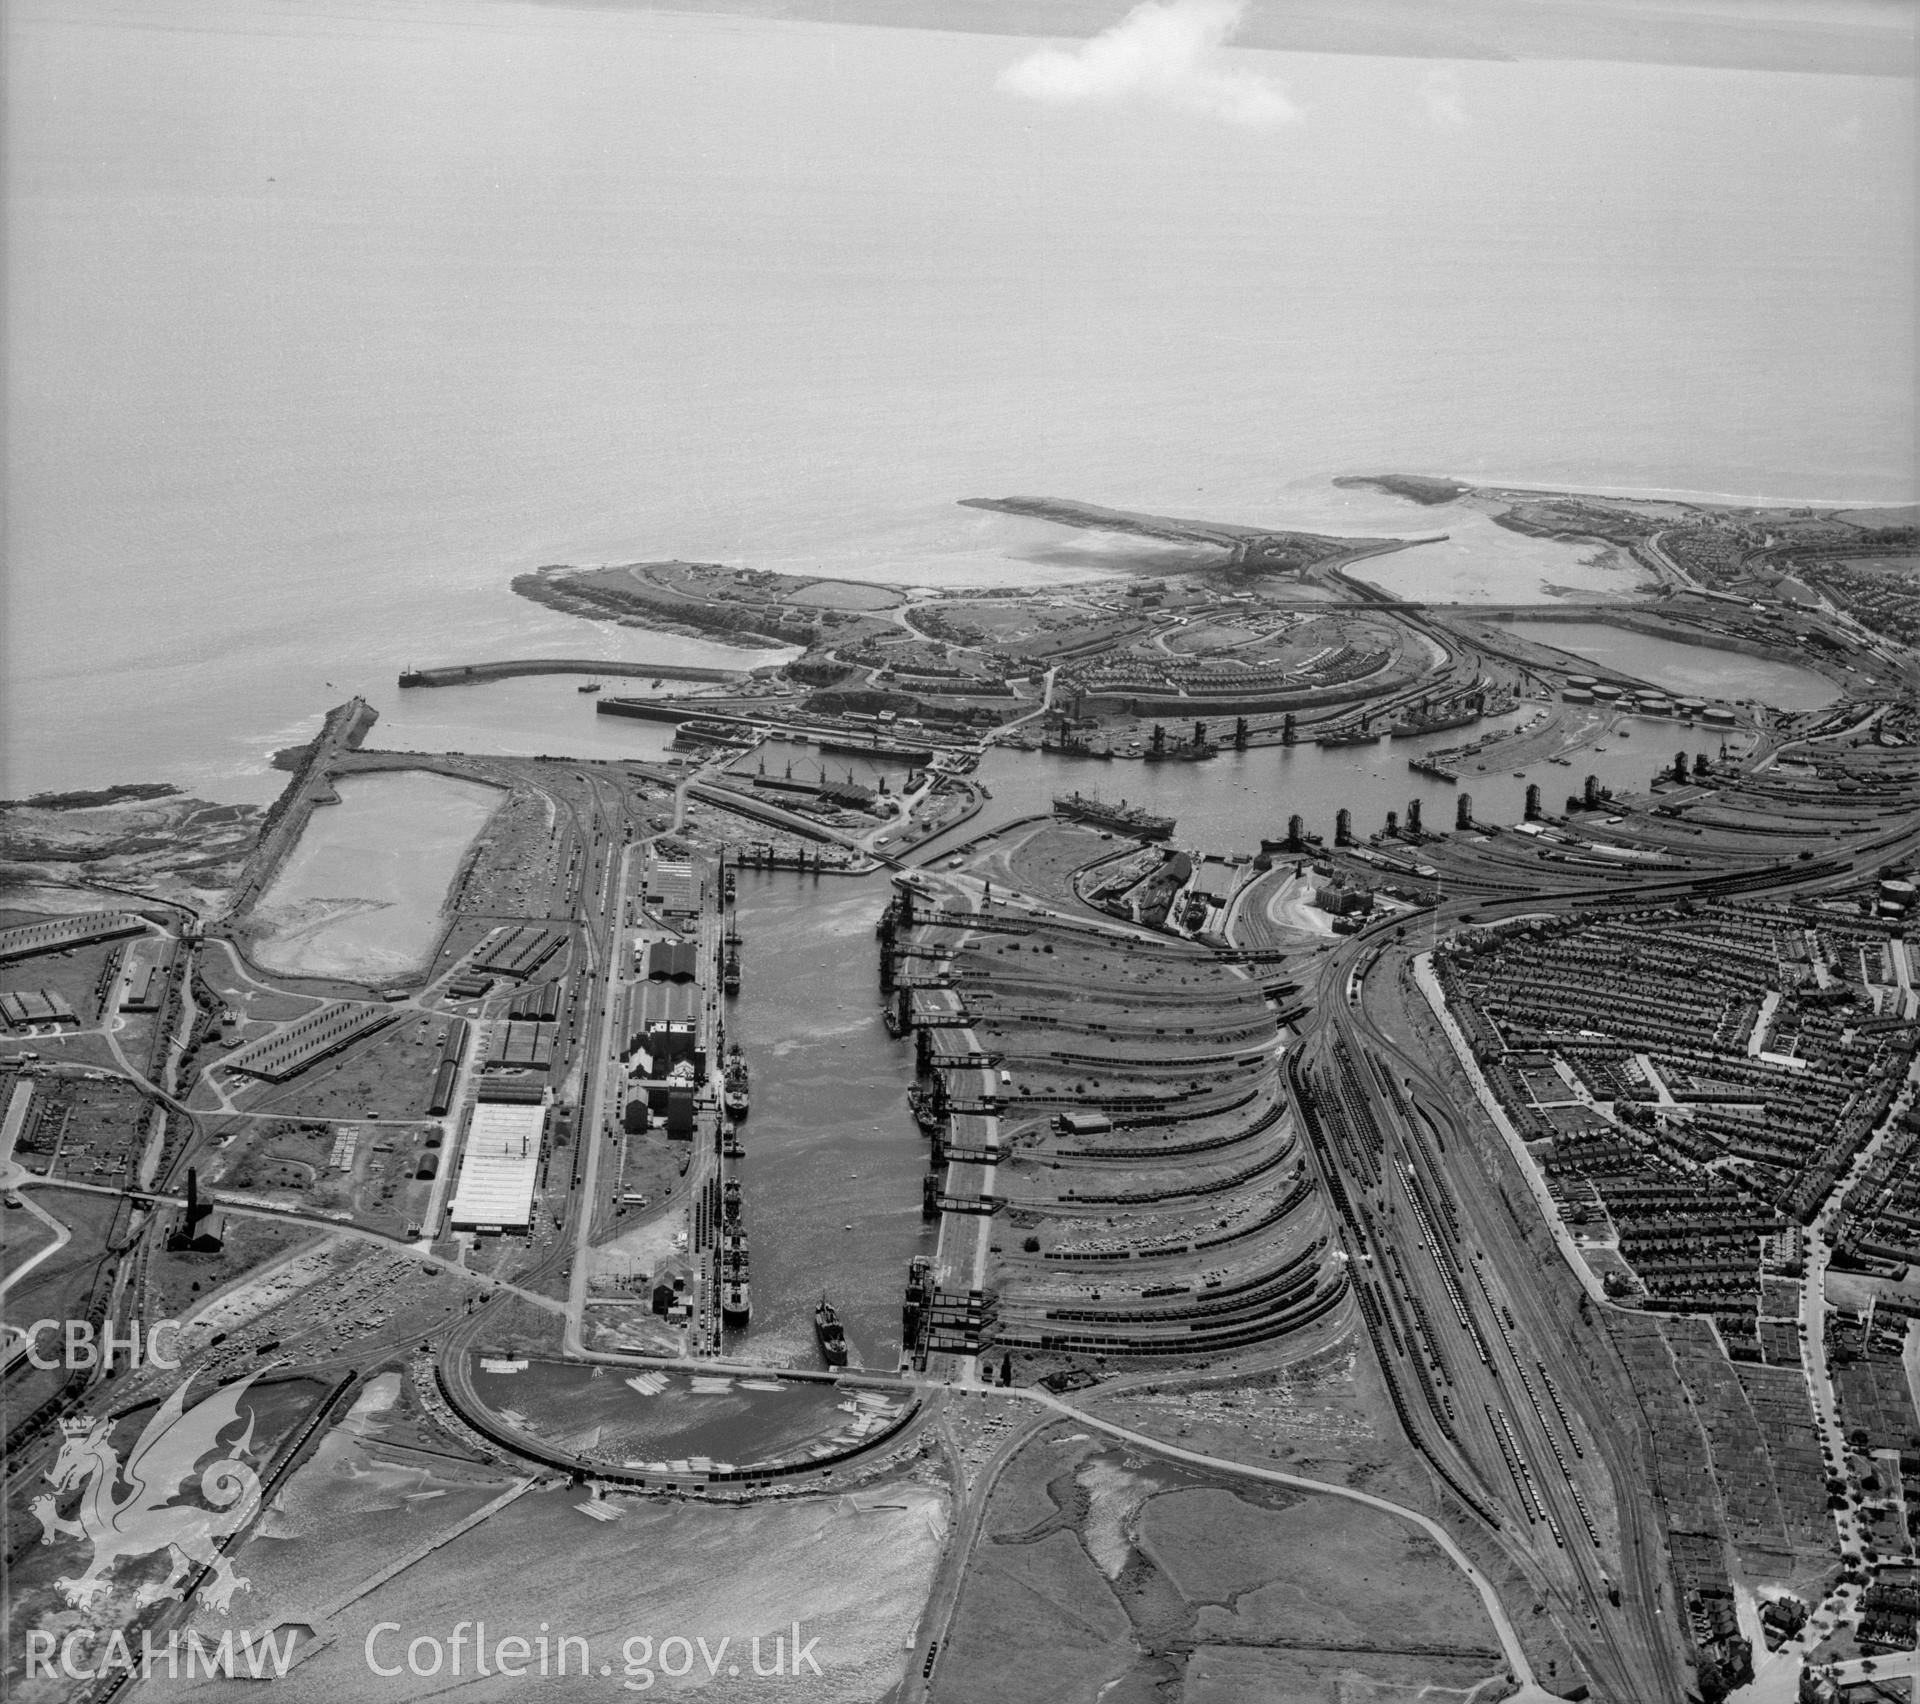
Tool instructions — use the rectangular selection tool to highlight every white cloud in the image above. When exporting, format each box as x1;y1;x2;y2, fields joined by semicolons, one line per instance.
1420;66;1468;130
997;0;1302;130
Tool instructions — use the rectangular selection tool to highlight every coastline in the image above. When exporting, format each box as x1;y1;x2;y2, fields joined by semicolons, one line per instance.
1345;471;1919;518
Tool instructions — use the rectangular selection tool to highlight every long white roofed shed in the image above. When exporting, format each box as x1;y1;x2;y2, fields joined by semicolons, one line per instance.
446;1099;544;1233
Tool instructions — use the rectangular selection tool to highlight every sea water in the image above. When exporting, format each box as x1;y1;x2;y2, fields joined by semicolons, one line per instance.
5;0;1912;801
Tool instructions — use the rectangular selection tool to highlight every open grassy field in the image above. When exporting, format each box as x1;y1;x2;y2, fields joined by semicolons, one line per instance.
0;1206;60;1281
202;1110;444;1236
234;1012;451;1125
2;1186;130;1334
937;1422;1505;1703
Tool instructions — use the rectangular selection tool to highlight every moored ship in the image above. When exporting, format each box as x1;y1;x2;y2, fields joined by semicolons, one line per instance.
1040;733;1114;760
1387;707;1479;738
906;1082;942;1131
1052;791;1175;841
902;1255;932;1344
723;1046;750;1117
815;1296;848;1366
721;1221;750;1328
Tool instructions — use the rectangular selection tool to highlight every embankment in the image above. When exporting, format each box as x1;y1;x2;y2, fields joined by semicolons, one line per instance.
223;698;378;919
399;657;748;689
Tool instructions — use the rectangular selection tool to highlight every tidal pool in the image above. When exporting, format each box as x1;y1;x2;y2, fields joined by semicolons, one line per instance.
248;770;503;980
1506;620;1841;710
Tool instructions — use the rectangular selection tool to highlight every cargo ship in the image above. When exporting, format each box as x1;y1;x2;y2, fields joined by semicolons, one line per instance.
723;926;741;996
577;681;601;694
1387;707;1479;738
723;1046;750;1117
1052;792;1175;841
902;1255;932;1346
819;737;933;765
815;1297;848;1367
1315;725;1380;747
721;1226;750;1324
1040;734;1113;760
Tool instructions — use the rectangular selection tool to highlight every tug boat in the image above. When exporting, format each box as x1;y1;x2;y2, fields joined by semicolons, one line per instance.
814;1296;848;1366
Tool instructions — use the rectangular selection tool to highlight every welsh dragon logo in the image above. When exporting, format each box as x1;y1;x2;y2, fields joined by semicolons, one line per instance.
32;1371;264;1613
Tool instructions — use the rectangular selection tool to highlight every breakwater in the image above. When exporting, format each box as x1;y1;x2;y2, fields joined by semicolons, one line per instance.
398;657;745;688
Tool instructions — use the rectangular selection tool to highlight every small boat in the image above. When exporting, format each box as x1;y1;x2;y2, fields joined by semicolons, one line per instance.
815;1297;848;1366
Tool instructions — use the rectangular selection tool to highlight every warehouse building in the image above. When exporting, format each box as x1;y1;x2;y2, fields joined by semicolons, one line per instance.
0;911;146;964
446;1092;545;1234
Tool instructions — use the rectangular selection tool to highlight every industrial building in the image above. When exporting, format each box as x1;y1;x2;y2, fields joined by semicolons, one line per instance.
470;925;564;981
224;1001;397;1081
506;980;563;1022
0;911;146;964
489;1019;556;1070
445;1092;545;1234
645;860;698;917
639;938;698;981
120;949;167;1012
0;989;78;1029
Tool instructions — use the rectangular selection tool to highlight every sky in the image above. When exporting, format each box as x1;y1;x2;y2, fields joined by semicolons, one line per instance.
531;0;1920;77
